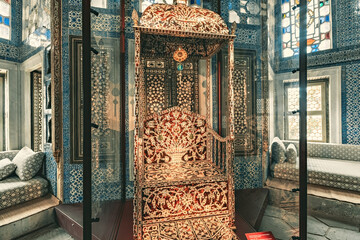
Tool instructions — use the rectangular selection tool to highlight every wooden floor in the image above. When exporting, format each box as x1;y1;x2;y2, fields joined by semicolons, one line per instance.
55;188;269;240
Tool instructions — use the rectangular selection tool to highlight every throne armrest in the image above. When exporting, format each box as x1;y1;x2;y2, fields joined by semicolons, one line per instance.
207;128;233;175
207;128;229;143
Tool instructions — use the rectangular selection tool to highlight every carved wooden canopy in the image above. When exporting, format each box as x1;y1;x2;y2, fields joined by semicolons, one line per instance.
140;4;229;35
132;4;236;59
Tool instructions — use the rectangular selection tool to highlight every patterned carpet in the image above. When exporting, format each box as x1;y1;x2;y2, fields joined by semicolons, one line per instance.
143;216;238;240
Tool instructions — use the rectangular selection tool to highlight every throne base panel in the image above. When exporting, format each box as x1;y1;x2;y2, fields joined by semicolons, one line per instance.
142;215;238;240
143;181;229;223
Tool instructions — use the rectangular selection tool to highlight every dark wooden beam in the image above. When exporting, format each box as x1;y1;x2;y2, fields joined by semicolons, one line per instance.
120;0;126;202
82;0;92;238
299;0;308;239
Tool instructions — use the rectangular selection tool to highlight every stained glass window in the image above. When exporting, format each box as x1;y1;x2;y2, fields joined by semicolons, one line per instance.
284;80;328;142
140;0;174;13
91;0;107;8
189;0;202;7
281;0;332;58
0;0;10;40
228;0;260;25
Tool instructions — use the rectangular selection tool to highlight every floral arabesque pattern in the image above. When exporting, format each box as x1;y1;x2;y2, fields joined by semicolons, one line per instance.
143;107;207;164
140;4;229;35
142;182;228;222
142;215;238;240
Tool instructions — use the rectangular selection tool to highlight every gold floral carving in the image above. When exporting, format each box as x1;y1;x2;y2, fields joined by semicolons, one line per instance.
133;2;237;238
143;182;228;221
143;107;207;164
51;0;63;201
143;216;238;240
32;72;43;152
140;4;229;35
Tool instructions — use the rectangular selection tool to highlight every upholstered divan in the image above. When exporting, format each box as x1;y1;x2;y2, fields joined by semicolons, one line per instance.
0;150;49;210
270;141;360;192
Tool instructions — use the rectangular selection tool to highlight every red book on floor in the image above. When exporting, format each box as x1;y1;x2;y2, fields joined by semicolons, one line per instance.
245;231;276;240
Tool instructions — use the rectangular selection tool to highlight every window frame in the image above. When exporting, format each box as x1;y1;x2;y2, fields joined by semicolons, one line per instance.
284;78;329;142
0;0;11;40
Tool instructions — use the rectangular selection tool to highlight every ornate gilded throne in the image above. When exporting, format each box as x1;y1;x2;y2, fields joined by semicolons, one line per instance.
132;1;238;239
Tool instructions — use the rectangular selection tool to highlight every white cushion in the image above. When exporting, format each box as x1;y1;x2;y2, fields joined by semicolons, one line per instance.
12;147;44;181
271;137;286;163
286;144;297;164
0;158;16;180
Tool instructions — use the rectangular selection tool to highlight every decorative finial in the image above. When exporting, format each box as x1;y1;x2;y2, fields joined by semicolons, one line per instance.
132;9;139;26
231;21;237;35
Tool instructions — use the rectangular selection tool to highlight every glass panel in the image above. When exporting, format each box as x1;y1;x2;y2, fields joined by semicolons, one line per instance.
90;0;122;226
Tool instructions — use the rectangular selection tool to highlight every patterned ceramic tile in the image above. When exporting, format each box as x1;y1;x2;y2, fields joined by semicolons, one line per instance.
0;42;19;60
68;11;120;32
43;145;57;195
343;64;360;145
336;0;360;48
234;156;262;189
234;27;258;46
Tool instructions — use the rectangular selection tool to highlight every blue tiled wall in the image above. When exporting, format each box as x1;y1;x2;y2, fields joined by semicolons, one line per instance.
61;0;124;203
221;0;264;189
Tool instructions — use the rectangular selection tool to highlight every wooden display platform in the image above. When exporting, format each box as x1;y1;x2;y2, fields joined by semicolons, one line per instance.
55;188;268;240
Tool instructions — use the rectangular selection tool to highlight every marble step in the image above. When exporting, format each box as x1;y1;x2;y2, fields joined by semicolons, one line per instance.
16;223;74;240
0;194;60;240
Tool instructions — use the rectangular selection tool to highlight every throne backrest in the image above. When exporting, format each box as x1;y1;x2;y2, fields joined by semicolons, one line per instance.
143;107;207;164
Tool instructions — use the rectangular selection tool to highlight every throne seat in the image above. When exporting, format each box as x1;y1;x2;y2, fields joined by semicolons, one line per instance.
135;107;235;235
144;160;227;187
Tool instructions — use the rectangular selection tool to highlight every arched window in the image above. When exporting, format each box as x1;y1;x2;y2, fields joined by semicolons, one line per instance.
281;0;332;58
0;0;10;40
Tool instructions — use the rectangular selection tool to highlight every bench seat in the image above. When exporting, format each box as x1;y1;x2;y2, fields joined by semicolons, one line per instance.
271;157;360;192
0;176;49;210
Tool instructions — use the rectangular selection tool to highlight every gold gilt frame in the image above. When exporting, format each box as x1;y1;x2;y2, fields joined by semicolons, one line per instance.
50;0;63;200
132;3;238;239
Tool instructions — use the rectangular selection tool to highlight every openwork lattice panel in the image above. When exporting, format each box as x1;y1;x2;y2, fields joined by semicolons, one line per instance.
233;51;257;155
141;34;227;59
143;107;207;164
145;74;166;115
176;61;198;112
31;71;43;152
143;182;228;221
142;216;238;240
